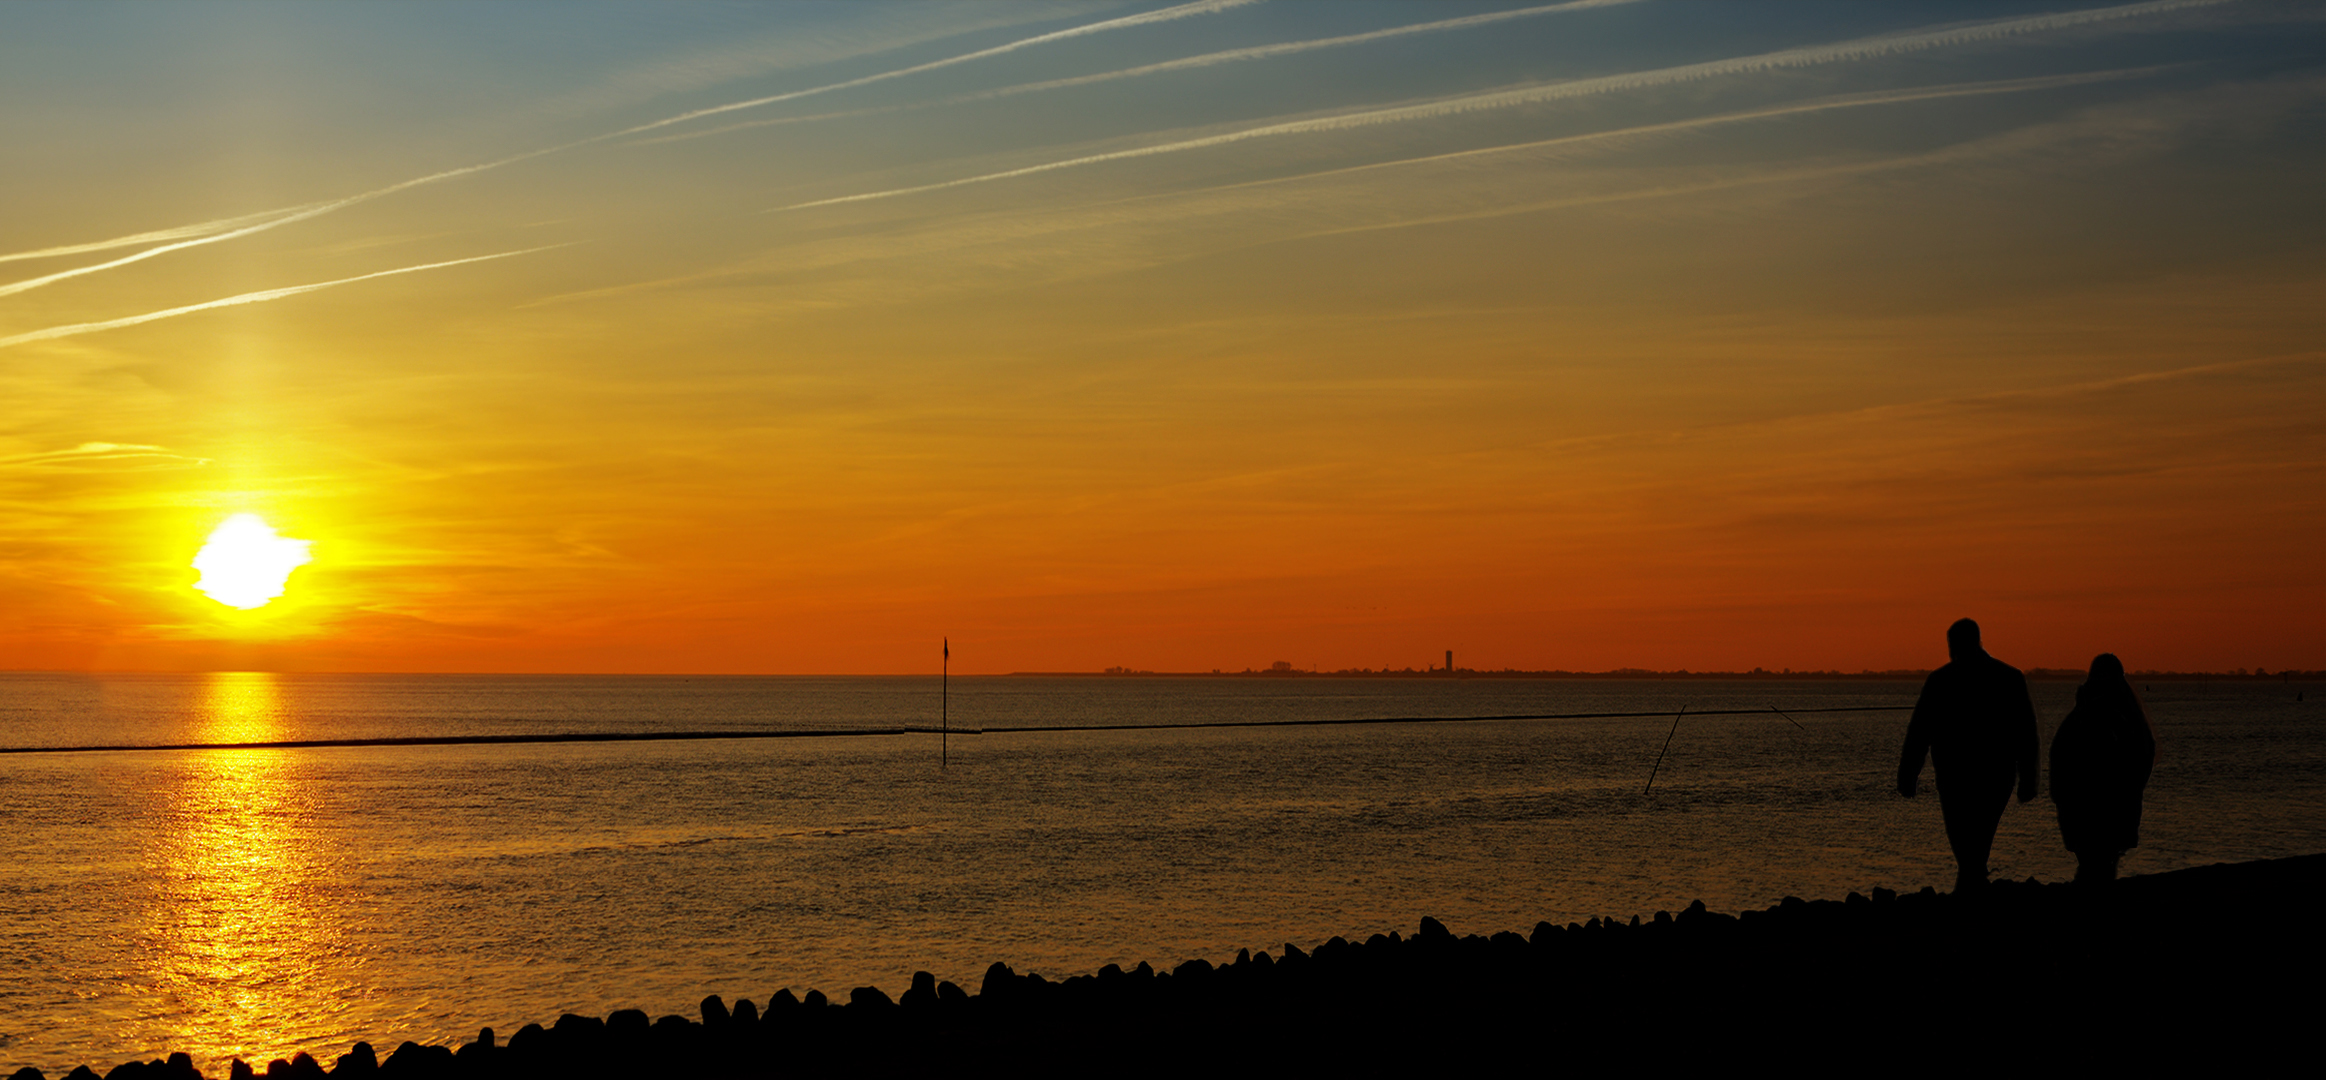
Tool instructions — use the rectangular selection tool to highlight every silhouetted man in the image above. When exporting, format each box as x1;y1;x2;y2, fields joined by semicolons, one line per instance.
1897;618;2039;892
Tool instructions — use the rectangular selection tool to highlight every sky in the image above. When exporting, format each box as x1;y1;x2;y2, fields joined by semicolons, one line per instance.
1;0;2320;675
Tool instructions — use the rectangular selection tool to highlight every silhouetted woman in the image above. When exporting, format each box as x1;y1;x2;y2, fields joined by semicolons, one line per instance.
2049;654;2157;883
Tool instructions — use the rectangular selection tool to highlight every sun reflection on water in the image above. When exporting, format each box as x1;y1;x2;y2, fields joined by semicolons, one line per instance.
128;673;370;1073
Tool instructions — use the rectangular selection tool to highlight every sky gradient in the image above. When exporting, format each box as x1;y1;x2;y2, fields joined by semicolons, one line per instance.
3;0;2321;674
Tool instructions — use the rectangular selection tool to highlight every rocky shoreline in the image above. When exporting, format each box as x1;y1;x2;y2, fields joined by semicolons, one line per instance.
20;853;2322;1077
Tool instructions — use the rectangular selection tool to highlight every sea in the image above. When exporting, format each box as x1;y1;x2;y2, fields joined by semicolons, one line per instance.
1;672;2319;1074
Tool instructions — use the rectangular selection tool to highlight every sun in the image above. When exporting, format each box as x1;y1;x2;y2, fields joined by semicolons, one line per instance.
192;514;313;609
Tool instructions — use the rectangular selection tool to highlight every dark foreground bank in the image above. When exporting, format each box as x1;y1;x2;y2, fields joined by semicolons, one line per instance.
22;854;2323;1078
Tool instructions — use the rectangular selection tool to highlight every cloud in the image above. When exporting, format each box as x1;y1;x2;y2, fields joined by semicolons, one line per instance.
0;246;558;350
0;442;211;469
0;160;526;301
0;1;1256;302
643;0;1645;147
772;0;2229;212
0;206;317;266
607;0;1263;139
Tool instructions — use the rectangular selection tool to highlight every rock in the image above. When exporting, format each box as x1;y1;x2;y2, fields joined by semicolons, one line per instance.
228;1062;254;1080
286;1053;325;1080
332;1042;379;1075
1418;916;1452;940
902;971;938;1010
454;1029;495;1063
700;994;729;1027
849;986;895;1010
731;998;759;1027
606;1009;650;1039
766;988;800;1013
7;1067;42;1080
378;1044;451;1077
981;962;1017;999
64;1070;101;1080
802;989;829;1010
937;980;968;1004
262;1060;291;1079
99;1064;148;1080
504;1024;546;1058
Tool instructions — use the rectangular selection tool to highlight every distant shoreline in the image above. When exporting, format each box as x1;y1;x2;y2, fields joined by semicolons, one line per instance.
3;668;2315;681
1014;668;2323;681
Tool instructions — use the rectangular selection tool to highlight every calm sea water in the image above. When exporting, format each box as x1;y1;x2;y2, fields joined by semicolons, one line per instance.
1;673;2319;1074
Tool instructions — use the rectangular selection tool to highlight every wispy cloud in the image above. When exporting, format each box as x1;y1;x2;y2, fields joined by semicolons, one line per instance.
0;247;558;351
645;0;1642;147
0;1;1256;302
1191;66;2177;199
0;159;528;301
773;0;2229;212
0;206;317;266
0;442;212;469
607;0;1264;139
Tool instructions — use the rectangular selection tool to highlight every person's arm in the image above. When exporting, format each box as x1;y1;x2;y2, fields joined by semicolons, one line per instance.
2013;671;2039;803
1899;678;1935;797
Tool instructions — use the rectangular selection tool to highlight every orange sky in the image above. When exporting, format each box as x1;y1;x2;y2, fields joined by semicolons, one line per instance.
2;1;2320;674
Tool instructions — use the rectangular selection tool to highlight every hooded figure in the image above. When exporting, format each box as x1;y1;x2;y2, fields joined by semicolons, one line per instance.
2049;653;2157;884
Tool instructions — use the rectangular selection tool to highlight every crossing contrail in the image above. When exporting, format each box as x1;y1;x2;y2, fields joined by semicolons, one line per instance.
772;0;2229;213
639;0;1643;147
0;1;1257;301
606;0;1263;140
0;246;558;350
0;206;318;266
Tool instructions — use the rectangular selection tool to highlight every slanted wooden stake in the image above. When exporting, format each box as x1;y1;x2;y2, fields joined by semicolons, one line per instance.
942;637;949;769
1644;704;1687;794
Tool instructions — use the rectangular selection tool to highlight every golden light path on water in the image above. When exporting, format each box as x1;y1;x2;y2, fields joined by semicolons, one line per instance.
129;673;367;1072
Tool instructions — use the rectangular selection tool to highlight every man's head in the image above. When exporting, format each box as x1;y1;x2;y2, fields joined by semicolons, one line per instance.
1947;618;1982;660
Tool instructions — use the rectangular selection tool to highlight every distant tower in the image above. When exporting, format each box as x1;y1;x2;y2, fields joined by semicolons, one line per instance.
1445;649;1454;673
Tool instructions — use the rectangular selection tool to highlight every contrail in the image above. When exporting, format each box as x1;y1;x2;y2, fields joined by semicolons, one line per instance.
646;0;1643;147
0;246;556;350
0;206;318;266
1186;66;2177;197
0;157;533;301
2;1;1255;300
773;0;2230;212
607;0;1264;140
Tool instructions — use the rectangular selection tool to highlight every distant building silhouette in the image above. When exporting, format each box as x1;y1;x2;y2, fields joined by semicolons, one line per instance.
1445;650;1454;673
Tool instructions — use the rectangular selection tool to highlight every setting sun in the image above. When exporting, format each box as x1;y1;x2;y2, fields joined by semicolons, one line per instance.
191;514;313;610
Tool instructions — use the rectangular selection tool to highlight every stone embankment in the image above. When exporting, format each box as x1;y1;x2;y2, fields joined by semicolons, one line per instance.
19;854;2321;1077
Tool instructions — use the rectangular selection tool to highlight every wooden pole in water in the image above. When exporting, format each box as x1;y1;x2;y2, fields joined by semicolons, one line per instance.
1644;704;1686;794
942;637;949;769
1768;704;1808;732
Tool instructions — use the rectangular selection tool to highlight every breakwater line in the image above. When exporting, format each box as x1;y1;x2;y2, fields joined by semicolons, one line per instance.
13;853;2317;1078
0;704;1909;755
